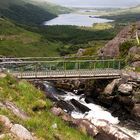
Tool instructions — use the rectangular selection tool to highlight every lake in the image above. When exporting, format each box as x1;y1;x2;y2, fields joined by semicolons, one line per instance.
44;13;113;27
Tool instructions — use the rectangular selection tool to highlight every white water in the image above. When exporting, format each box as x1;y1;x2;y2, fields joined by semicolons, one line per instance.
44;13;113;27
62;92;119;124
45;83;140;140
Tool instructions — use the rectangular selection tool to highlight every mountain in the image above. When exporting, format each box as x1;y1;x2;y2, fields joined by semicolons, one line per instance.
0;0;57;25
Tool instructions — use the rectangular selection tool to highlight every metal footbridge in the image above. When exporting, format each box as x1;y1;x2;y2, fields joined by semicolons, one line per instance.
0;57;124;80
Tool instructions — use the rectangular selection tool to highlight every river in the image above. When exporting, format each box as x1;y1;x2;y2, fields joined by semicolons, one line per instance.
44;82;140;140
44;13;113;27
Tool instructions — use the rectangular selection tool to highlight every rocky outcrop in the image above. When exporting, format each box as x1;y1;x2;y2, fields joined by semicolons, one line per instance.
99;22;140;58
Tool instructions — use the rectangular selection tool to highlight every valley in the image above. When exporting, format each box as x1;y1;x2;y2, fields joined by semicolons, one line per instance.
0;0;140;140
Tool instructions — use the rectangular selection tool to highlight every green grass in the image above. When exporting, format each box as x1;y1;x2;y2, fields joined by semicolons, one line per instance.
0;75;93;140
0;18;117;57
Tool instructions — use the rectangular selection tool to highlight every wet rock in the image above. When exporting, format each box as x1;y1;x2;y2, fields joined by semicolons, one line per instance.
10;124;34;140
51;107;63;116
0;115;13;129
56;100;75;113
93;119;135;140
75;119;98;137
104;79;120;95
118;84;133;95
70;99;90;113
131;104;140;122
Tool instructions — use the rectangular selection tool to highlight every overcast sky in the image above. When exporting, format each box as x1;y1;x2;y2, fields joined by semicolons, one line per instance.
47;0;140;8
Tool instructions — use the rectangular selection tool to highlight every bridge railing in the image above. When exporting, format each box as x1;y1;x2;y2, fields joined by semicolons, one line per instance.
0;59;124;72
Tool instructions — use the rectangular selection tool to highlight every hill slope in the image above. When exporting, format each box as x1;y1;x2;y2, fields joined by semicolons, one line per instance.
0;18;60;57
0;0;57;25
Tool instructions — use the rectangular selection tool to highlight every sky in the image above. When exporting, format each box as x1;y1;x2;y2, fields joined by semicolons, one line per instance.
47;0;140;8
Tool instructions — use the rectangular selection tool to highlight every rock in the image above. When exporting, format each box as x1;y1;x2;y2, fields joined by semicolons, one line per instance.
93;119;135;140
122;71;140;82
51;107;63;116
3;101;29;120
70;99;91;113
0;115;13;129
104;79;120;95
129;46;140;55
131;104;140;122
56;100;75;113
99;25;132;57
99;22;140;58
10;124;34;140
75;119;98;137
118;84;133;95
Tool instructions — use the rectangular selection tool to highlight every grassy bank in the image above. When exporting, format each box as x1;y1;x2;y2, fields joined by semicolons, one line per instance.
0;75;92;140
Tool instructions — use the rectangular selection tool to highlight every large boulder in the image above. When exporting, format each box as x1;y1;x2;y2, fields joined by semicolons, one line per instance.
10;124;34;140
118;84;133;95
104;79;120;95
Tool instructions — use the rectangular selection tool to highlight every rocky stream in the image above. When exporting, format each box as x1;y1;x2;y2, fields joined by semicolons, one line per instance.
34;71;140;140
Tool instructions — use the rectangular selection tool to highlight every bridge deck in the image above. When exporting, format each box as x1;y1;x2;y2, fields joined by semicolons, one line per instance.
11;69;121;80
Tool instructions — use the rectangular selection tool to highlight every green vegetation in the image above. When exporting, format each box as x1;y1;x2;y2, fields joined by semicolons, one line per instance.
0;0;57;25
0;18;116;57
0;75;92;140
119;40;137;58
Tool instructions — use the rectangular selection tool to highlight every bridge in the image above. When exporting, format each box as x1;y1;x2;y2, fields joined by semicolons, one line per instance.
0;57;124;80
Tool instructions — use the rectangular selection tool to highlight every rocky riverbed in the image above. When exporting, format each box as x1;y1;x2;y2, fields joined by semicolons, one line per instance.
33;71;140;140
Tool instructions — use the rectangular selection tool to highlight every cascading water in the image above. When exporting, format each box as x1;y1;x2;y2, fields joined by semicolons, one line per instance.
44;82;140;140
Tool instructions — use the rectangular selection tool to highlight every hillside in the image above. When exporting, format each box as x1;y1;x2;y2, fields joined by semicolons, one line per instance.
0;0;57;25
0;17;116;57
0;18;61;57
0;74;92;140
101;5;140;23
